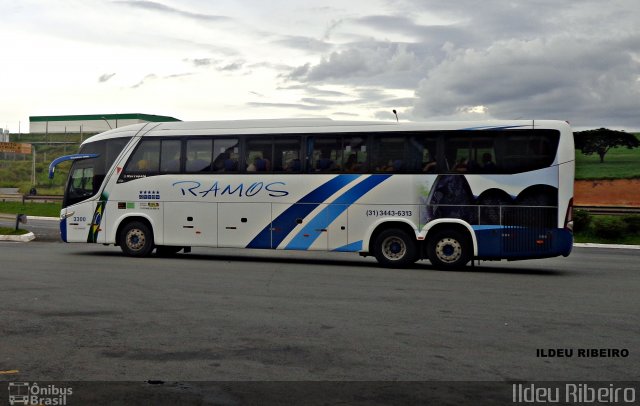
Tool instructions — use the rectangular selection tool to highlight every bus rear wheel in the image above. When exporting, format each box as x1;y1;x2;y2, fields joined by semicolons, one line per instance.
427;229;471;269
120;221;154;257
373;229;417;268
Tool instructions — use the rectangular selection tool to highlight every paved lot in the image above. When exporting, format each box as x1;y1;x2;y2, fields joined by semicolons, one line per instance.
1;227;638;404
1;241;638;385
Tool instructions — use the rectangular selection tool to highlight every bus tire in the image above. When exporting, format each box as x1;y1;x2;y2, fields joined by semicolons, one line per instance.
373;228;417;268
120;221;154;257
427;229;471;269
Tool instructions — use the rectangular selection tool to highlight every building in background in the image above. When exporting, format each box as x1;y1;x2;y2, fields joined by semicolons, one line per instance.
29;113;180;133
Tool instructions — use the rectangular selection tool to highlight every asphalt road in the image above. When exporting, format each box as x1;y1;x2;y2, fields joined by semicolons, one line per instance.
1;222;639;404
0;215;60;242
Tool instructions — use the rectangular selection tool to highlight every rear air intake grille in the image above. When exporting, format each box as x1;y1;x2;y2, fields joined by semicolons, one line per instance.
502;206;557;254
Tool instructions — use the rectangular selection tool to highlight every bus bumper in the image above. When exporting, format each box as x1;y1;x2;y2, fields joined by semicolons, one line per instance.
474;227;573;260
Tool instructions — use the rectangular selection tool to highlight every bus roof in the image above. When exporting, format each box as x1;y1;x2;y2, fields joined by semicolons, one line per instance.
81;118;571;145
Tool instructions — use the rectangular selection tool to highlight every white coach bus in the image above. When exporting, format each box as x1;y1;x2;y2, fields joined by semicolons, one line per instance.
49;119;575;268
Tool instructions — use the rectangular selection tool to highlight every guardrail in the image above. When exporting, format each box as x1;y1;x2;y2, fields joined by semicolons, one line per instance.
22;195;63;203
574;205;640;215
0;193;22;202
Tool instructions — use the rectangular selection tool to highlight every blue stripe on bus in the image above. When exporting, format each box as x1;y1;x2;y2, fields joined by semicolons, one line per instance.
285;174;392;250
246;174;361;249
333;240;363;252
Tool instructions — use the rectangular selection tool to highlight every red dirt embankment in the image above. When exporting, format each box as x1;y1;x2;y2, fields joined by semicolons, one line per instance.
574;179;640;207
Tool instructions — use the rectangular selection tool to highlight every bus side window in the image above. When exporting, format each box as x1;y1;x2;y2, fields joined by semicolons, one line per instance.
245;137;273;172
123;139;160;174
342;136;367;172
185;139;213;173
160;140;182;173
312;136;341;172
372;135;405;172
213;138;239;172
273;137;301;172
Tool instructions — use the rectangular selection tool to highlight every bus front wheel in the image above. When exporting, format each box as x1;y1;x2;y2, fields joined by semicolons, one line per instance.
373;229;417;268
427;229;471;269
120;221;154;257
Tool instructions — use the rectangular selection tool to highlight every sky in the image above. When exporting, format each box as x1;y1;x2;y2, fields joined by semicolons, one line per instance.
1;0;639;133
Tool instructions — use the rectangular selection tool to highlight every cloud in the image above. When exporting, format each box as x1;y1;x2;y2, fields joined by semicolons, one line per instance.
189;58;215;67
272;35;331;52
131;74;157;89
113;1;230;22
98;73;116;83
286;42;425;89
247;102;325;111
219;61;244;71
411;35;640;127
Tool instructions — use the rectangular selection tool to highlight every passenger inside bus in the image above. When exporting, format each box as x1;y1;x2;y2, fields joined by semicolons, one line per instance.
481;153;496;172
286;159;302;172
453;158;468;173
316;152;334;171
344;153;359;172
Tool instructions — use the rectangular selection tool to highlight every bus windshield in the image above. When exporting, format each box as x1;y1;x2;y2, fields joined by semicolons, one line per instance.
64;137;131;207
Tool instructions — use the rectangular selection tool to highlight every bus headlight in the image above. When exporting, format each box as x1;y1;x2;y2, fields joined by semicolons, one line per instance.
61;210;75;220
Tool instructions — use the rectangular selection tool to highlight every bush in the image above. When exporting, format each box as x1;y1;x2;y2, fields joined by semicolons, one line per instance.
573;209;592;233
622;215;640;234
592;217;626;239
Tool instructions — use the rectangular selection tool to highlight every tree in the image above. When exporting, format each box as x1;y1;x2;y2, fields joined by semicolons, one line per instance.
574;128;639;163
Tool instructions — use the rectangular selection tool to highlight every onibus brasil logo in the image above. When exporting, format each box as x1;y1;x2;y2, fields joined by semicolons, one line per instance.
7;382;73;405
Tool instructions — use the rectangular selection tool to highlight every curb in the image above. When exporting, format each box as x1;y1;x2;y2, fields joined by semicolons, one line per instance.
26;216;58;221
0;232;36;242
573;243;640;250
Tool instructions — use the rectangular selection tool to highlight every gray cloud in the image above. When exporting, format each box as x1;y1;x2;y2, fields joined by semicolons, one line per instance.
98;73;116;83
131;74;156;89
247;102;325;111
273;35;331;52
113;1;230;22
287;42;426;89
189;58;215;67
412;35;640;128
283;1;640;128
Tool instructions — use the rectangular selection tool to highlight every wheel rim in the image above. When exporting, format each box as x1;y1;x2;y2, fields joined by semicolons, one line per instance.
126;228;146;251
435;237;462;263
381;235;407;261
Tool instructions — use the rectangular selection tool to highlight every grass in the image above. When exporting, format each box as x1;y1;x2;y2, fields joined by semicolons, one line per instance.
574;232;640;245
0;201;61;217
575;135;640;180
0;227;29;235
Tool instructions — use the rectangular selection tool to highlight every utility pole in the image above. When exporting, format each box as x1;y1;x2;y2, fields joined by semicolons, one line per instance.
32;146;36;186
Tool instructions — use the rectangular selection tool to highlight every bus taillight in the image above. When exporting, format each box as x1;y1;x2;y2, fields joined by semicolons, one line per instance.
565;198;574;231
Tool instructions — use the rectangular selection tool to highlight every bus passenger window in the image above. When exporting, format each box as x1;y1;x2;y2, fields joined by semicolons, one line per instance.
213;138;239;172
124;139;160;174
342;136;367;172
160;140;181;173
273;137;301;172
185;139;213;173
312;137;341;172
372;135;404;172
246;138;273;173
